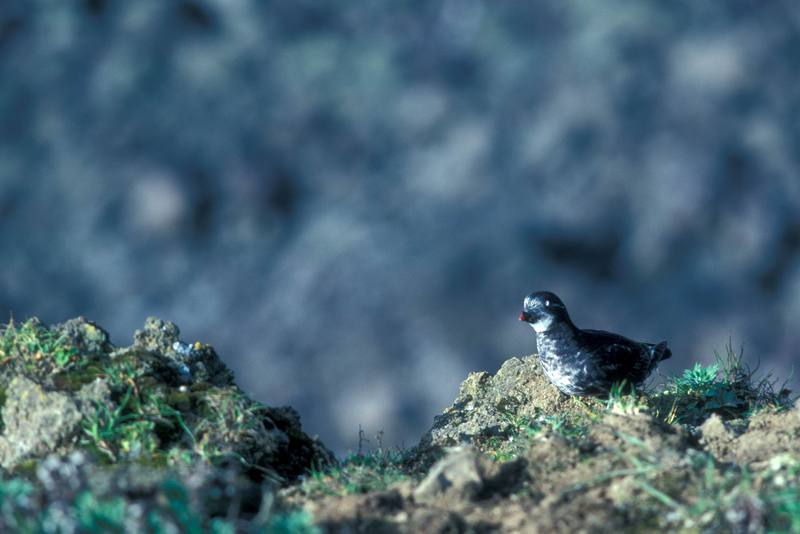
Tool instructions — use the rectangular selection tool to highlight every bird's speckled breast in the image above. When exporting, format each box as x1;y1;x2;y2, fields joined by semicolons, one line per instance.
535;326;591;396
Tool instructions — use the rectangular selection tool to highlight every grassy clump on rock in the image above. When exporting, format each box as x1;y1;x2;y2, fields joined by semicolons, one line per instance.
0;316;333;532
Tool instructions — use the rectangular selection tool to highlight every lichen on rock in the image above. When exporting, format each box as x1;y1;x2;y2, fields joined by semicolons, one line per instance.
0;315;336;531
0;377;83;468
131;316;235;387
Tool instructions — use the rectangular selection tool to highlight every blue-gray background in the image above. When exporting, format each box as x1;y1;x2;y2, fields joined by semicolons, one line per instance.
2;0;799;455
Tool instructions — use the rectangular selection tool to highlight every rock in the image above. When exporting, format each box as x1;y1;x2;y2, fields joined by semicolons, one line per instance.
307;489;407;534
14;451;273;533
413;445;524;505
74;377;114;414
0;316;333;482
132;316;235;386
521;412;695;513
414;446;484;503
417;355;601;453
284;352;800;533
262;405;336;481
133;317;181;354
53;317;113;357
406;508;468;533
0;377;82;468
0;315;339;531
309;486;469;533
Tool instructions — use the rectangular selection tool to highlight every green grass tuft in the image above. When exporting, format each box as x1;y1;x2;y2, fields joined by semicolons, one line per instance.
650;340;790;425
74;491;127;533
483;409;590;462
606;380;648;415
0;319;81;374
674;363;720;396
300;431;411;498
267;510;321;534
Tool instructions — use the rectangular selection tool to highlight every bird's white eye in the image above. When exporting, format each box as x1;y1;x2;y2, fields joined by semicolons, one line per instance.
545;300;550;307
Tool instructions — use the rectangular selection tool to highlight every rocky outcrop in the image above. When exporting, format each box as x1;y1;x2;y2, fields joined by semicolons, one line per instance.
0;316;336;531
417;355;602;454
0;377;83;468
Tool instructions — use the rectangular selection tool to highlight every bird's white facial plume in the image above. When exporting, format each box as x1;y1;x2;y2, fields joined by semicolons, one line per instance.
529;315;554;333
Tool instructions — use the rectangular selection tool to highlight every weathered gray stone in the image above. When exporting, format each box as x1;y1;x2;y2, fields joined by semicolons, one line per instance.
0;377;82;468
132;316;235;386
413;446;484;503
75;377;114;415
413;445;526;505
53;317;113;357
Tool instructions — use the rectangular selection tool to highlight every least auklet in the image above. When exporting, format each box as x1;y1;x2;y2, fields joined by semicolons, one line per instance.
519;291;671;396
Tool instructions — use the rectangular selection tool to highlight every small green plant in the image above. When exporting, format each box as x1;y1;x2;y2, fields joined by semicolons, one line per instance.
483;410;590;461
0;477;36;530
651;341;789;425
758;455;800;532
767;485;800;532
267;510;320;534
300;430;410;497
512;411;589;441
674;363;720;396
0;319;81;372
301;449;409;497
82;387;147;462
73;491;126;533
161;478;203;534
501;412;543;439
670;361;748;420
606;380;647;414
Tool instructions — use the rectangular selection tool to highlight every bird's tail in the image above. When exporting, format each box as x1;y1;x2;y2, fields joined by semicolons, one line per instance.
653;341;671;362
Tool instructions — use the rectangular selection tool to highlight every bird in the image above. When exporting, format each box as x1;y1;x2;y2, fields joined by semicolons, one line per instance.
518;291;671;396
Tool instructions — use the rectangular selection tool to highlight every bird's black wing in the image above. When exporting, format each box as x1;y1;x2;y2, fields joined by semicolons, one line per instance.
578;329;650;377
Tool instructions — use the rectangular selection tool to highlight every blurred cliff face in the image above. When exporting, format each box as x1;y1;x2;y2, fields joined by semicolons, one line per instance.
1;0;798;453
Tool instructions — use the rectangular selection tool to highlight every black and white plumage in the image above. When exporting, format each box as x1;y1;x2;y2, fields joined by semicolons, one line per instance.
519;291;671;396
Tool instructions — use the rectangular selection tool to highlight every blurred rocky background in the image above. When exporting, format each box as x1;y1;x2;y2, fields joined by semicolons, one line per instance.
1;0;798;454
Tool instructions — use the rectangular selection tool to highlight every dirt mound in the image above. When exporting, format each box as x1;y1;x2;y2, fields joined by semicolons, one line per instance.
513;413;697;532
700;400;800;467
298;412;700;532
290;353;800;533
417;356;603;454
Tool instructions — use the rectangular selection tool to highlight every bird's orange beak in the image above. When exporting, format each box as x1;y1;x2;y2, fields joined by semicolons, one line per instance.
519;312;528;322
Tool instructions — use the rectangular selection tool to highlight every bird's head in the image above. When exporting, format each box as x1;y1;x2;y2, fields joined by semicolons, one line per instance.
519;291;571;333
